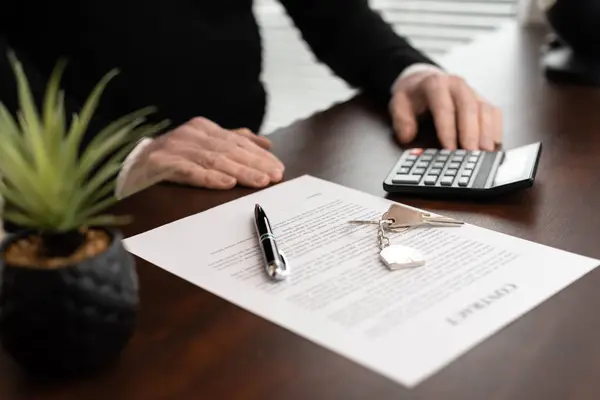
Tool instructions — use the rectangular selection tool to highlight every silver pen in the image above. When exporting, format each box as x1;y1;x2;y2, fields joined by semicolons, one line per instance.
254;204;289;281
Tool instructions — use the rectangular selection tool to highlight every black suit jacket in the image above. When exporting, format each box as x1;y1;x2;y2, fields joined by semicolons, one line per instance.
0;0;435;149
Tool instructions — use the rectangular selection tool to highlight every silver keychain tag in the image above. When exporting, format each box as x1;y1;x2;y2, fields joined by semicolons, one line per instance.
379;245;425;271
377;219;425;271
376;219;425;271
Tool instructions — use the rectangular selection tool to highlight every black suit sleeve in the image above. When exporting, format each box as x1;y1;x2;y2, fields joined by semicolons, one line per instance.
0;34;48;118
279;0;438;102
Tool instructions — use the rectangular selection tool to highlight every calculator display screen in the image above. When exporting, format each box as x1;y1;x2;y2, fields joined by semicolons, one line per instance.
491;143;539;187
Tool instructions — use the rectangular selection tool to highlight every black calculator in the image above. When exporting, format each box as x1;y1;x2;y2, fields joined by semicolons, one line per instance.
383;142;542;197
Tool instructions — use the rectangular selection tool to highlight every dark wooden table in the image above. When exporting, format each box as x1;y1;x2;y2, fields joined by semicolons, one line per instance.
3;23;600;400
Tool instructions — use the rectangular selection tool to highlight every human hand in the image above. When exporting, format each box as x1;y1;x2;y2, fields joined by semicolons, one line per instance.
121;117;284;195
390;70;502;151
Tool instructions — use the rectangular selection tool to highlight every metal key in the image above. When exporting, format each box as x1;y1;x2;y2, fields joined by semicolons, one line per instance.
348;217;393;226
383;203;464;230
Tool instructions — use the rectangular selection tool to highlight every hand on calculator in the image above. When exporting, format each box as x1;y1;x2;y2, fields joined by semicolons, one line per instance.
390;69;503;151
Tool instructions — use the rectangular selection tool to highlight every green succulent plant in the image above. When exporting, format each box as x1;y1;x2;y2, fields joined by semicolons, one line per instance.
0;52;168;234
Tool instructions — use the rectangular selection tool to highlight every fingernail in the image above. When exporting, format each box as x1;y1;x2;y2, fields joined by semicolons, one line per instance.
274;167;285;177
270;170;283;181
255;174;269;186
222;177;235;186
481;136;494;151
398;124;411;143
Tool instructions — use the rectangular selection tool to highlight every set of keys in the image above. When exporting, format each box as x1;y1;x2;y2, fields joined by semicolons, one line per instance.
348;203;464;271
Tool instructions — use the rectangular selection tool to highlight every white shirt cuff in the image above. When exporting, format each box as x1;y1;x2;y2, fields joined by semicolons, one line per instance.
115;137;155;199
391;63;445;94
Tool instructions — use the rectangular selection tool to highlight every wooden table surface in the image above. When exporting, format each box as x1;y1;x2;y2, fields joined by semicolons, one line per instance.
3;24;600;400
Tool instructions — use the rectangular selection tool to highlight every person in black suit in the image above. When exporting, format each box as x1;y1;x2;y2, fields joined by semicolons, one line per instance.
0;0;502;196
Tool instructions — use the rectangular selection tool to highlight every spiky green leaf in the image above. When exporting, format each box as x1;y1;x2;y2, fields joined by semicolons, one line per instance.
8;52;48;171
86;106;157;151
63;69;119;164
77;118;145;179
2;209;38;228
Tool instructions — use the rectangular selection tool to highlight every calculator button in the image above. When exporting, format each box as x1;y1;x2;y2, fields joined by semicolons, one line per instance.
429;168;441;176
449;162;461;169
445;169;457;176
458;177;470;187
413;168;426;175
424;176;438;185
424;149;437;155
461;170;472;177
392;175;421;184
416;161;430;168
468;156;479;163
410;148;423;155
420;155;433;161
440;149;452;155
433;162;445;169
455;150;467;156
440;176;454;186
436;155;449;161
471;150;481;156
406;155;418;161
403;161;415;167
398;167;410;174
452;156;464;162
464;162;476;170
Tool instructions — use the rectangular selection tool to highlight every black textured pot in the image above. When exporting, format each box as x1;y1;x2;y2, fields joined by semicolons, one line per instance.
542;0;600;86
0;228;138;379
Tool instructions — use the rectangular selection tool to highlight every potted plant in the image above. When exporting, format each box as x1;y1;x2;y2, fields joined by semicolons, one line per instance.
0;52;168;378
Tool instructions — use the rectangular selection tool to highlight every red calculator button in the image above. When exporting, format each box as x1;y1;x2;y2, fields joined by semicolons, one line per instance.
410;148;423;155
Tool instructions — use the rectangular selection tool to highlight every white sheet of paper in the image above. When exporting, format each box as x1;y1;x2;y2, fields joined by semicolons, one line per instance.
123;175;599;387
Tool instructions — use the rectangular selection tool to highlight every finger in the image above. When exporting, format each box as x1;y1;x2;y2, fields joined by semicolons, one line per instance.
232;128;272;150
173;164;237;189
209;153;270;188
175;127;285;175
478;102;496;151
493;106;503;145
423;75;457;149
188;119;285;172
230;134;285;172
450;77;479;150
226;147;284;183
166;138;282;187
150;152;237;189
390;92;418;144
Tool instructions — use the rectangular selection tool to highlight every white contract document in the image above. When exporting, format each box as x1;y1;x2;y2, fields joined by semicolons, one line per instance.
124;175;599;387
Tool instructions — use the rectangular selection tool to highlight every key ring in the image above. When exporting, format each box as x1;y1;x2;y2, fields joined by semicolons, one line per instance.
377;219;391;250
